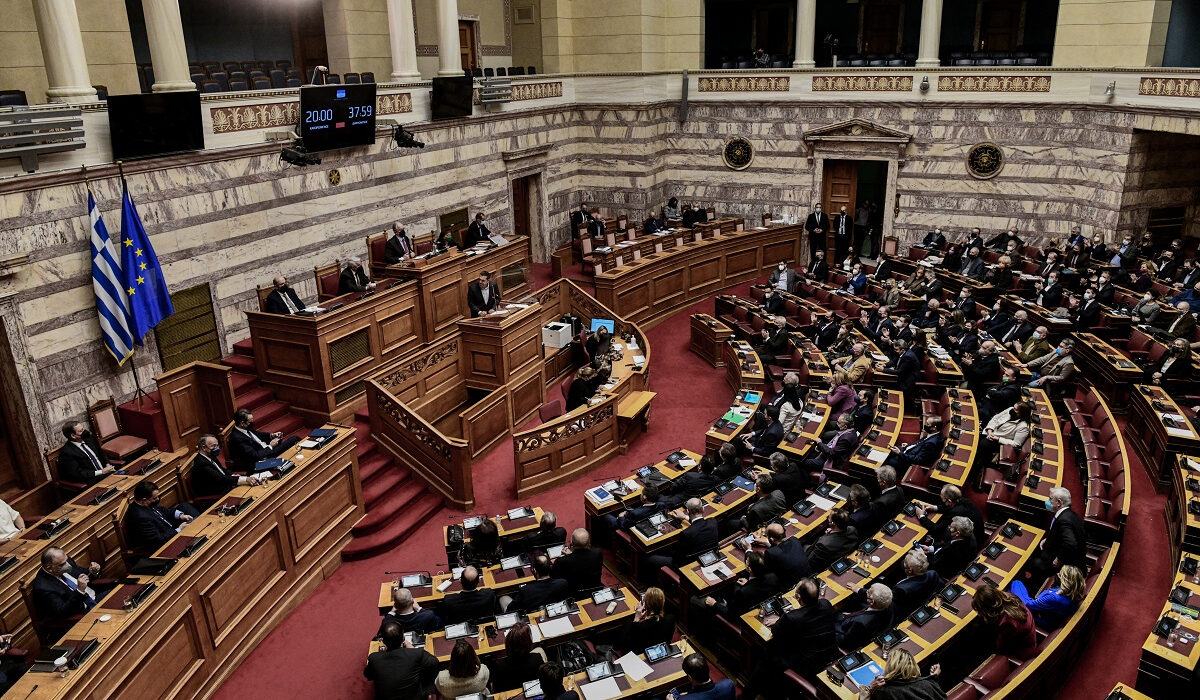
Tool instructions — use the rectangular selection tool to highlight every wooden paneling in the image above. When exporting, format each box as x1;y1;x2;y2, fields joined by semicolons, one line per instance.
461;387;512;459
284;468;359;562
508;368;546;427
111;608;206;700
200;526;287;644
513;394;621;498
156;362;234;452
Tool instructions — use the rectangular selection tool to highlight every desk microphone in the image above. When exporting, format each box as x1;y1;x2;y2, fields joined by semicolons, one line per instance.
21;685;37;700
383;569;439;575
657;445;684;456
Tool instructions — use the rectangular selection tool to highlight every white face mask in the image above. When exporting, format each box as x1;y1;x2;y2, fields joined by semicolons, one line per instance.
778;264;786;271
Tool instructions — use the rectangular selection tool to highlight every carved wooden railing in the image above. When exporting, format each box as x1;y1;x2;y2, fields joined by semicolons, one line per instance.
512;393;621;498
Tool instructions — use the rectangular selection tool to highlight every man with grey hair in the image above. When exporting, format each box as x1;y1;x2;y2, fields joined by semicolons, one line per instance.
925;516;978;579
191;433;261;501
377;586;441;638
1026;338;1076;389
832;342;870;384
835;582;894;650
1024;486;1087;588
893;548;943;618
32;546;104;640
385;222;416;262
1166;301;1195;338
915;484;984;547
339;256;376;295
868;465;905;529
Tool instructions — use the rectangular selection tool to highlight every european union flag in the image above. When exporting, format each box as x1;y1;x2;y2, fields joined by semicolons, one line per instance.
119;180;173;343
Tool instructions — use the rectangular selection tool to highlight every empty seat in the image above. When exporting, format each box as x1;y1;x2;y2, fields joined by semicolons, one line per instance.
771;60;788;68
496;66;507;76
849;59;867;67
229;79;249;91
736;61;753;68
344;72;361;84
471;67;484;77
1018;57;1039;66
510;66;525;75
976;58;997;66
836;59;849;67
191;72;206;89
285;77;302;88
230;71;247;82
270;69;286;89
201;80;222;93
999;58;1017;65
527;65;536;74
223;62;241;73
954;58;974;66
483;67;494;77
286;68;303;80
325;74;342;84
276;59;292;69
251;76;271;90
210;71;229;92
868;59;886;66
361;71;375;83
242;62;257;73
887;59;905;66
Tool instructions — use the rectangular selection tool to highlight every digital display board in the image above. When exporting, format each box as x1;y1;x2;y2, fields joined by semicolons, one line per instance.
298;83;377;152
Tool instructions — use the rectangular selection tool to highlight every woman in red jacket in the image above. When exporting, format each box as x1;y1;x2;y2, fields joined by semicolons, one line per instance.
971;584;1037;660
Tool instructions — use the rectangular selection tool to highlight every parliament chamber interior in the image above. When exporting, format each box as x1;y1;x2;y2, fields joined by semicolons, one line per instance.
4;1;1200;699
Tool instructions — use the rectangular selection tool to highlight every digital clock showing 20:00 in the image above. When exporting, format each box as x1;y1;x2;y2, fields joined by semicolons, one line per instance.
298;84;378;152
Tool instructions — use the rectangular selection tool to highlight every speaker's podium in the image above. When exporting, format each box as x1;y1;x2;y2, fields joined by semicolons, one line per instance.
457;302;546;427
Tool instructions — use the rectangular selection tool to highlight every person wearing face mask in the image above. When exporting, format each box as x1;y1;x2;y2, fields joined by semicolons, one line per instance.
1092;272;1116;306
754;317;790;365
804;202;828;261
805;248;829;282
984;302;1011;333
953;288;978;320
1148;339;1193;385
958;246;985;280
191;433;262;503
920;228;946;249
1170;280;1200;307
961;340;1001;393
1066;225;1087;249
964;227;985;254
1065;242;1090;273
1035;271;1063;308
1155;249;1179;281
1108;234;1139;269
338;256;377;295
833;205;854;260
1088;235;1108;260
844;263;868;296
264;275;307;315
228;408;302;472
57;420;117;486
1177;258;1200;289
1026;339;1076;390
884;416;945;470
123;480;200;552
768;259;798;294
1023;487;1087;590
1134;289;1163;325
1074;290;1101;331
1130;261;1157;293
1017;326;1052;363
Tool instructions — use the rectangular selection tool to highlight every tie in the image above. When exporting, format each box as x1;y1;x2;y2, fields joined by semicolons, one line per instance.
77;441;102;470
401;237;410;254
839;218;845;234
281;291;298;314
63;575;95;608
243;428;268;449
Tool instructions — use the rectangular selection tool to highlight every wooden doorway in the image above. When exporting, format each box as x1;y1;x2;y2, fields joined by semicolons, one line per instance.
511;172;545;259
459;20;479;71
154;283;221;371
290;0;328;82
860;0;903;55
822;160;857;260
978;0;1023;52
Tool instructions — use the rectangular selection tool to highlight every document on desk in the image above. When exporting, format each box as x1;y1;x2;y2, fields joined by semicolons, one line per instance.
618;651;654;682
701;562;733;582
536;616;575;638
678;458;697;467
866;448;890;464
1167;427;1195;438
808;494;837;511
580;677;622;700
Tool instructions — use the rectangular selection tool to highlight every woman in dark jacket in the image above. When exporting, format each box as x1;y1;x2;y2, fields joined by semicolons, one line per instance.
971;584;1038;660
489;622;546;692
859;648;946;700
988;255;1015;291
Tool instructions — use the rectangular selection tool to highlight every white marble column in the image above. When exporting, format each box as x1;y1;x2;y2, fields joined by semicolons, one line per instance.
388;0;422;80
142;0;195;92
915;0;944;68
436;0;463;76
32;0;97;103
792;0;817;68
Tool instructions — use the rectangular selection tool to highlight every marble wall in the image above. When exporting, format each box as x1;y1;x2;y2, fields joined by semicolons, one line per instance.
1119;129;1200;239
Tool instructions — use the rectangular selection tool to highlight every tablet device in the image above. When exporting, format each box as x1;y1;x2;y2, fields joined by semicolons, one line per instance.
794;501;816;518
963;562;989;581
983;542;1006;559
875;629;903;649
940;583;965;603
546;544;565;559
501;555;527;571
463;516;484;529
909;606;935;626
698;550;722;567
496;612;524;630
444;622;476;639
1001;522;1022;538
830;558;853;575
837;651;869;672
592;587;617;605
585;661;618;682
883;520;902;536
522;680;543;698
859;539;881;555
401;573;430;588
507;506;534;520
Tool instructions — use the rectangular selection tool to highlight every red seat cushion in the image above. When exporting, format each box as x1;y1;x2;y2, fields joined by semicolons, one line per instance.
101;434;149;459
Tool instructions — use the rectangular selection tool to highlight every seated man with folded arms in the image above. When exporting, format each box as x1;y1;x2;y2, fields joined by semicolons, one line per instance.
376;586;441;639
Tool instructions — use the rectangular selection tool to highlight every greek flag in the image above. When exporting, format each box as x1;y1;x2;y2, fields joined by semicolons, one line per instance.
89;186;134;365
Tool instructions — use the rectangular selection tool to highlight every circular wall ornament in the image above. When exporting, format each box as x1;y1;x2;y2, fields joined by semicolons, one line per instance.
722;137;754;171
967;142;1004;180
327;168;342;186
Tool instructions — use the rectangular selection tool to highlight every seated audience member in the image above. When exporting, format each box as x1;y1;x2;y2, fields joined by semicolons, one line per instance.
0;498;24;541
915;485;984;547
963;228;986;253
1011;565;1086;630
264;275;307;315
832;344;871;385
435;639;489;698
812;312;840;349
891;549;944;620
384;223;416;262
994;310;1033;348
377;587;441;639
806;509;859;572
467;271;501;317
488;622;546;692
673;455;721;501
750;578;838;696
754;316;789;365
1026;338;1077;391
645;499;719;572
191;433;261;501
552;528;603;595
849;388;877;434
961;340;1001;393
1165;301;1196;338
565;366;599;411
836;583;895;651
364;620;439;700
338;257;377;295
616;587;676;654
922;516;978;579
741;474;788;531
988;255;1015;291
971;584;1038;660
643;213;665;234
537;662;579;700
1131;262;1157;293
845;483;874;534
123;480;199;552
885;416;945;471
1147;337;1193;385
603;484;661;536
869;465;906;528
801;412;858;473
760;522;812;585
434;227;456;250
228;408;301;472
1074;289;1101;331
663;197;681;220
461;518;503;566
845;263;869;296
57;420;116;486
503;555;569;613
666;653;736;700
859;648;946;700
1017;326;1052;364
1024;487;1088;589
769;372;805;433
439;566;497;624
806;249;829;282
972;401;1032;487
32;547;104;639
740;405;785;458
825;371;859;423
462;212;492;250
682;203;705;228
959;247;985;280
760;287;785;315
571;202;594;233
1035;270;1064;308
875;340;921;408
585;325;613;359
713;442;742;480
691;550;780;621
920;228;946;249
768;259;798;294
523;511;568;551
979;366;1021;425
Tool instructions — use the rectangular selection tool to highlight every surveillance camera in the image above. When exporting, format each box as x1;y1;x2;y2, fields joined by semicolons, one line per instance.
392;125;425;149
281;141;320;167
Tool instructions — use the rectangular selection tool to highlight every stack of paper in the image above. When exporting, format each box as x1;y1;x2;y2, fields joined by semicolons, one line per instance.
536;616;575;638
865;448;890;464
617;652;653;682
580;677;621;700
702;562;733;582
808;494;837;511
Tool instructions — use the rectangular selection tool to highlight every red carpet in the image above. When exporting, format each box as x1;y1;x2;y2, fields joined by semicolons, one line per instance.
212;275;753;700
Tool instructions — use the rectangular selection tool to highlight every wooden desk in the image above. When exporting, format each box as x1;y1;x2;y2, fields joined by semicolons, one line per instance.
379;562;539;612
457;301;547;427
438;507;547;559
629;480;757;556
1137;572;1200;698
492;639;697;700
9;427;363;700
1167;455;1200;565
929;389;979;490
583;450;705;526
1074;332;1144;405
1005;298;1075;340
1127;384;1200;492
776;399;832;460
1107;683;1154;700
704;387;764;453
594;223;803;328
724;341;766;394
847;390;905;480
690;314;734;367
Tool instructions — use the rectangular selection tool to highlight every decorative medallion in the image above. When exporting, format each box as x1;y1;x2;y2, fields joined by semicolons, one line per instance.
722;137;754;171
967;143;1004;180
328;169;342;186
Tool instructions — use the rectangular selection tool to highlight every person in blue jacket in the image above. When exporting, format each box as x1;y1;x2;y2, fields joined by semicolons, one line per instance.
1010;564;1086;629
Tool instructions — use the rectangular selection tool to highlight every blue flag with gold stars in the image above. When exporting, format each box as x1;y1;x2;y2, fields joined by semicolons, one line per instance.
119;180;173;343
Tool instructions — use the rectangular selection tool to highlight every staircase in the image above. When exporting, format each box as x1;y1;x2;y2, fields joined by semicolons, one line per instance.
221;340;306;439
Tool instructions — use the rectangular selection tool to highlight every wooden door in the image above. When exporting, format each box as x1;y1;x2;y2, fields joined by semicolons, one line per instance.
822;160;858;258
512;176;530;239
459;21;479;71
861;1;902;54
290;0;328;81
980;0;1022;52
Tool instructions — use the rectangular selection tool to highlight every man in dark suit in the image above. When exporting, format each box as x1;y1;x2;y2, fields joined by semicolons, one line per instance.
191;433;261;502
503;555;570;613
920;228;946;249
690;551;779;621
551;528;604;595
885;416;946;471
602;484;662;538
805;509;859;572
761;522;811;586
953;288;978;320
833;205;854;260
869;465;906;530
338;257;377;295
875;340;921;404
768;260;799;294
741;474;788;531
264;276;307;315
753;317;789;366
964;228;985;254
1075;291;1101;331
958;247;985;280
750;578;838;696
923;516;978;579
570;203;594;235
1178;259;1200;290
682;204;705;228
915;484;985;547
673;653;737;700
1094;271;1116;306
1024;487;1088;589
740;405;785;459
995;310;1034;348
439;566;497;624
364;621;439;698
644;499;718;572
376;587;442;638
980;366;1022;425
673;456;720;502
123;480;199;553
1036;252;1062;279
463;213;492;250
384;223;416;263
835;583;895;650
522;511;568;551
891;549;944;619
986;228;1023;251
1165;302;1196;338
32;547;102;641
57;421;116;486
467;270;501;317
806;249;829;282
228;408;300;472
961;340;1001;393
804;203;828;260
812;313;839;350
1035;272;1064;309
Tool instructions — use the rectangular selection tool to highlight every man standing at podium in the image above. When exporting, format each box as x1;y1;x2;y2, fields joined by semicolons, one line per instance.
468;271;501;317
228;409;301;471
265;276;306;315
384;223;416;263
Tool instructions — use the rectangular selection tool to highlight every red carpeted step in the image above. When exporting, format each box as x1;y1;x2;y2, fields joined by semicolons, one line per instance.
354;407;370;423
357;451;393;484
234;386;274;412
260;413;304;438
230;372;258;397
356;436;377;458
232;338;254;357
220;353;257;374
360;466;412;510
245;399;288;427
342;492;443;560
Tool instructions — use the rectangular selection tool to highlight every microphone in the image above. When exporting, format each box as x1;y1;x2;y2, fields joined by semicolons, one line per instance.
657;445;683;456
21;685;37;700
383;568;441;575
309;65;329;85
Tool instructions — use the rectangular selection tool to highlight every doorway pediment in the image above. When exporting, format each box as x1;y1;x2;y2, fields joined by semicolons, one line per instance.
801;119;912;164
